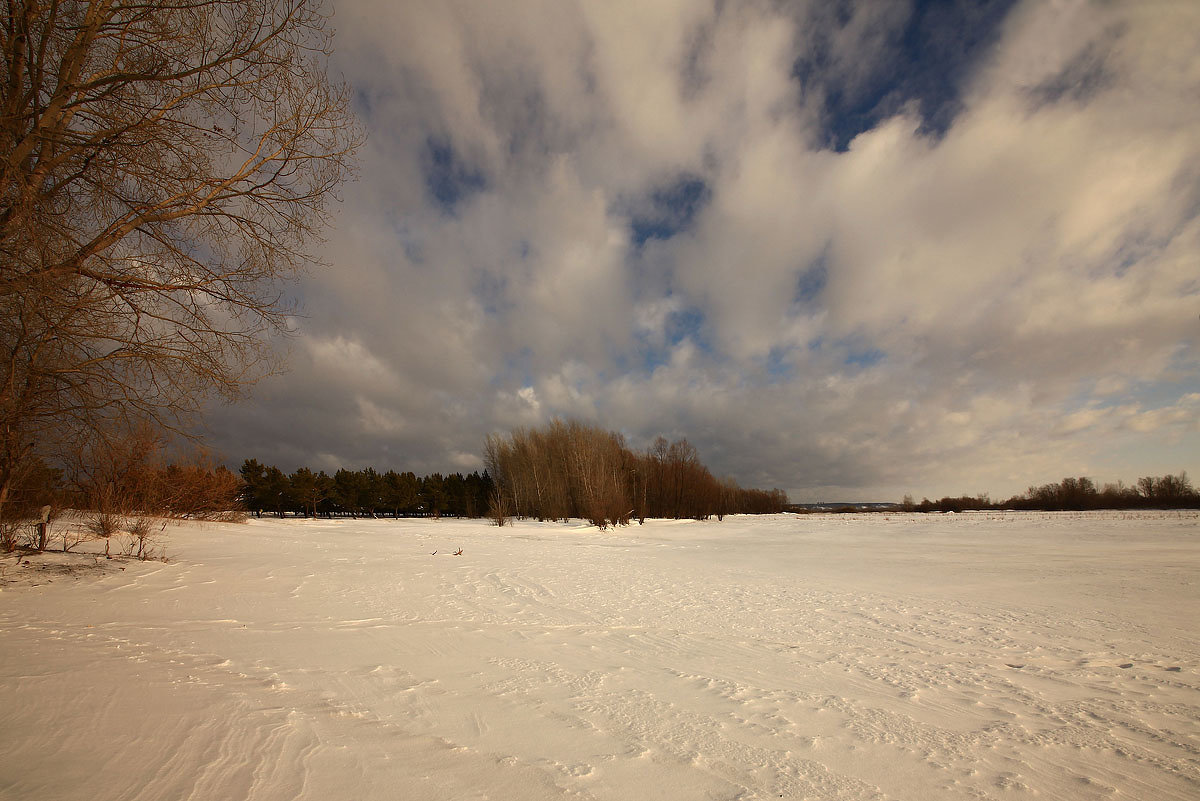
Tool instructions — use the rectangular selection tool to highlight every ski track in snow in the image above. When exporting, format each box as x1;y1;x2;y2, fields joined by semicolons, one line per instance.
0;511;1196;800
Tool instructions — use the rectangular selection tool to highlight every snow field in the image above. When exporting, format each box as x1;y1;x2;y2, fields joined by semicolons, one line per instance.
0;511;1196;800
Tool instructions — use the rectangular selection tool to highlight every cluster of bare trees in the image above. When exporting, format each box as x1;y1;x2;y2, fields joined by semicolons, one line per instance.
484;420;787;528
1;425;240;555
1;2;358;537
77;428;241;517
901;472;1200;512
74;428;241;557
1004;472;1198;511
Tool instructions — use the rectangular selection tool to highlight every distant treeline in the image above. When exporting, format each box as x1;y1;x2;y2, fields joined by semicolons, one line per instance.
902;472;1199;513
239;460;494;519
484;419;788;528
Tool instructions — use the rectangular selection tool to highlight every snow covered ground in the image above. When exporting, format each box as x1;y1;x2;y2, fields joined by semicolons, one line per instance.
1;511;1196;800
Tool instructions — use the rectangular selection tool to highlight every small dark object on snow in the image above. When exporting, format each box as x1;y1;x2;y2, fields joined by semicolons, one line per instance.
1005;663;1025;669
453;548;463;556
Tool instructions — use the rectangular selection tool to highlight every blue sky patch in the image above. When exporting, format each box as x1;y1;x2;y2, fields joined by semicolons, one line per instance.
766;346;795;381
472;270;510;316
630;176;712;246
796;0;1019;150
845;348;886;369
665;304;707;347
808;334;886;370
493;348;534;389
793;249;830;306
633;303;715;373
422;136;486;213
353;87;375;120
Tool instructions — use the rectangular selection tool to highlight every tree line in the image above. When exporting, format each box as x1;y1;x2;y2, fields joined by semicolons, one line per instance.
902;472;1199;513
484;419;788;528
239;461;494;519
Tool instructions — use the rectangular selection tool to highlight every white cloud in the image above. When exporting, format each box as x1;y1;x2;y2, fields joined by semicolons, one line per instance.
203;0;1200;501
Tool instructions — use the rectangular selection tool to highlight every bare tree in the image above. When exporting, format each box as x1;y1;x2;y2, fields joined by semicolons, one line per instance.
0;0;360;523
484;419;785;527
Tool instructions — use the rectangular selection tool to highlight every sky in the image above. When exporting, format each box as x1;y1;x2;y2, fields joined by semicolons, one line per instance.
205;0;1200;503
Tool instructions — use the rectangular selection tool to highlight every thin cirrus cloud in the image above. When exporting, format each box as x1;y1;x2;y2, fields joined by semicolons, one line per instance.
203;0;1200;502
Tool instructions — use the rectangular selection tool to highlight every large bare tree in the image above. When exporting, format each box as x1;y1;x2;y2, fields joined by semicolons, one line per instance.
0;0;360;520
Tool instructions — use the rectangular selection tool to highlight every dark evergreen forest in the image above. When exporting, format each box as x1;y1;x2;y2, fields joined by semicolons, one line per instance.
239;461;493;519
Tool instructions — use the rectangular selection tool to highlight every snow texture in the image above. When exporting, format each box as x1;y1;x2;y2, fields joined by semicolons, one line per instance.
1;511;1197;800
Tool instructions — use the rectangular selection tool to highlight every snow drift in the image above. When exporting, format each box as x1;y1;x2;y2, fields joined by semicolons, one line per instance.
1;511;1196;800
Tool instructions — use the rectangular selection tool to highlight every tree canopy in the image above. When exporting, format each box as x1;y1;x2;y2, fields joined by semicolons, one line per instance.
1;0;359;525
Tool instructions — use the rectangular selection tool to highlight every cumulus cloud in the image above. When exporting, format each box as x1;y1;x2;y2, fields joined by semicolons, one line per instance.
203;0;1200;501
